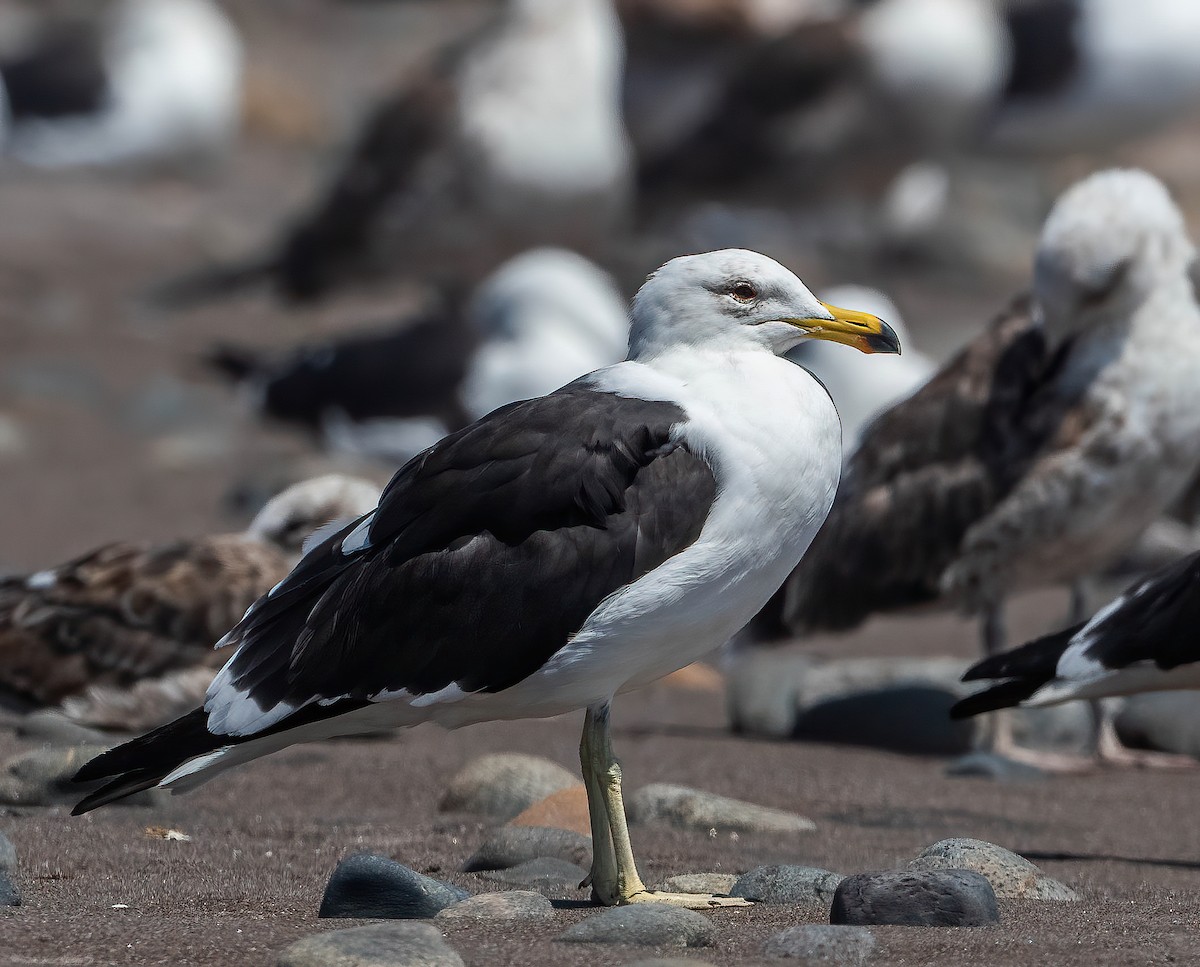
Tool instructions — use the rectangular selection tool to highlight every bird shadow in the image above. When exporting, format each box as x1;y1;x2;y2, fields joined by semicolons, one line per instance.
1022;850;1200;871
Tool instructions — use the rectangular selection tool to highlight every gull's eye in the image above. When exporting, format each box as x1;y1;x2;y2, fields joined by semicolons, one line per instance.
728;281;758;303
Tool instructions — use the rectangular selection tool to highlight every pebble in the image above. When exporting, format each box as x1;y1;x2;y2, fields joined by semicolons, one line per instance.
482;857;586;891
628;783;815;834
0;831;16;872
655;873;738;895
0;744;165;808
439;754;578;820
763;924;877;963
731;865;844;907
830;870;999;927
277;922;464;967
910;838;1079;900
558;903;718;947
17;710;115;747
319;854;468;919
0;871;19;907
435;890;555;922
461;825;591;872
509;785;591;837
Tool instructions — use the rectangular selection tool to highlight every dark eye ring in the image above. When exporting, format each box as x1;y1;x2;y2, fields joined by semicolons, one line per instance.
729;281;757;302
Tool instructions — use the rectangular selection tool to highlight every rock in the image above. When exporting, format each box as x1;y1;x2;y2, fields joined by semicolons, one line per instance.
17;710;115;747
763;924;876;963
482;857;586;891
509;785;592;837
731;866;844;907
944;752;1045;781
910;838;1078;900
0;871;19;907
628;783;815;834
435;890;555;922
439;754;578;820
461;825;590;872
1116;693;1200;757
319;854;468;919
0;744;165;807
626;961;718;967
0;831;16;872
558;903;718;947
656;873;738;895
830;870;999;927
277;922;464;967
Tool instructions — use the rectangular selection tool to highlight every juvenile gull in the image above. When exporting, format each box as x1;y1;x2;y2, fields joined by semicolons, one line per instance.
755;169;1200;769
0;475;379;731
71;249;898;908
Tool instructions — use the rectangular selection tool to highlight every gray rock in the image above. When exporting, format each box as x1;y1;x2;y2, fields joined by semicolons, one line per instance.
628;783;815;834
944;752;1045;781
461;826;590;872
731;865;844;907
0;744;165;807
625;961;718;967
655;873;738;895
910;839;1078;901
0;831;15;872
558;903;718;947
1116;693;1200;757
482;857;586;891
764;924;876;963
435;890;554;922
277;922;464;967
319;854;468;919
830;870;999;927
0;871;19;907
17;710;115;747
439;754;577;820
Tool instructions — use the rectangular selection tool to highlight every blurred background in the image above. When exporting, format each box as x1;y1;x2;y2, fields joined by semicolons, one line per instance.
1;0;1199;578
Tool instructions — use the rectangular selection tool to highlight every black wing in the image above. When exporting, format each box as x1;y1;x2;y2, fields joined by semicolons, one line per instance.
215;384;716;715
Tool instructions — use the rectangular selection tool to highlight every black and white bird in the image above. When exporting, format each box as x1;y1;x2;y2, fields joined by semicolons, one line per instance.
753;169;1200;770
209;248;630;466
0;0;242;169
70;249;899;909
165;0;631;304
952;550;1200;765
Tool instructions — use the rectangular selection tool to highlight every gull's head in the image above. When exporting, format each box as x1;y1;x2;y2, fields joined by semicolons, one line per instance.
628;249;901;360
246;474;381;553
1034;169;1195;341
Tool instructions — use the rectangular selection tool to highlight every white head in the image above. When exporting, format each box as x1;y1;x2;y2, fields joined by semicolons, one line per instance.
1034;169;1196;344
628;249;900;360
245;474;381;552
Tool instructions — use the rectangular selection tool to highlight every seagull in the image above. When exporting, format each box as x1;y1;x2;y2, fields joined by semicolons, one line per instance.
752;169;1200;769
788;285;934;453
70;249;899;909
952;550;1200;767
160;0;631;304
0;0;242;169
1;475;380;732
208;248;630;467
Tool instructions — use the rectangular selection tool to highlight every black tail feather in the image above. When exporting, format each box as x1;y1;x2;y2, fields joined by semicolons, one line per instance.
950;621;1083;720
950;678;1049;719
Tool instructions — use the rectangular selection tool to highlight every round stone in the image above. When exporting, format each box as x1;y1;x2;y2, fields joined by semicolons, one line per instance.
319;854;468;919
277;922;464;967
763;924;877;963
909;838;1078;900
627;783;815;834
435;890;555;922
461;825;590;872
439;754;578;820
830;870;999;927
558;903;718;947
731;865;844;907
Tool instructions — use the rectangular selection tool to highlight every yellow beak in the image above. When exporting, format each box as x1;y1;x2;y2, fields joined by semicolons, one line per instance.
785;302;902;355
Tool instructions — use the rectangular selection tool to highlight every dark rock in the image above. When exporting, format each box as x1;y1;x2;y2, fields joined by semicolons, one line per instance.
764;924;876;963
794;685;974;756
558;903;718;947
439;754;578;820
461;826;590;872
0;831;15;872
277;922;464;967
830;870;999;927
627;783;815;834
731;865;844;907
482;857;586;891
0;871;19;907
319;854;468;919
944;752;1045;781
910;838;1078;900
435;890;554;922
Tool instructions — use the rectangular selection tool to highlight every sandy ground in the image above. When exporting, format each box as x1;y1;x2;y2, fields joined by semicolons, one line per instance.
3;3;1200;965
